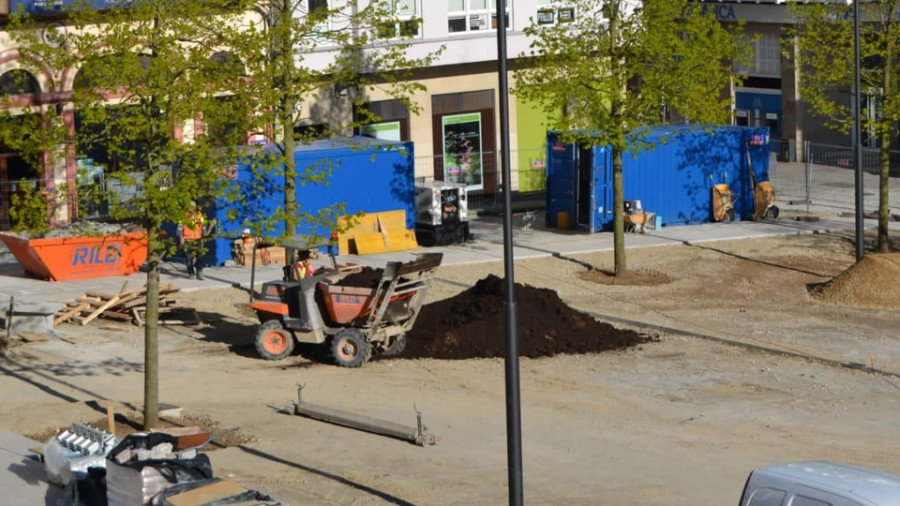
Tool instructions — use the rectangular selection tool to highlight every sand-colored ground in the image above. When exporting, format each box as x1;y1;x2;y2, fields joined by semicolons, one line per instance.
2;231;899;505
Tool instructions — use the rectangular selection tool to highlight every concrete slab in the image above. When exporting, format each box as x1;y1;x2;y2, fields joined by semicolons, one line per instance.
0;296;61;335
0;428;64;505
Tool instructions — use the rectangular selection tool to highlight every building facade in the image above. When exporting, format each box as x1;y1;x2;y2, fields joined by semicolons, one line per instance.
0;0;853;229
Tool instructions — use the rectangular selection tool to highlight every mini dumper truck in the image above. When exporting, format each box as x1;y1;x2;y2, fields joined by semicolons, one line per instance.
248;238;442;367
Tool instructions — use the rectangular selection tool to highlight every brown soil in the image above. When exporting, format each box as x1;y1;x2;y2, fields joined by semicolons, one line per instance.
809;252;900;309
579;268;671;286
336;267;383;288
403;274;653;360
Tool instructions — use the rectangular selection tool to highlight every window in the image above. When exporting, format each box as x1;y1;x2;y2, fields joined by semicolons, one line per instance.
0;69;39;96
747;487;786;506
536;0;576;26
735;32;781;78
378;0;421;38
448;0;510;34
306;0;330;34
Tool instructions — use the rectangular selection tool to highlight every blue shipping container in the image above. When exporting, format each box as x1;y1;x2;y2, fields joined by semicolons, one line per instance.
169;137;415;267
546;126;771;232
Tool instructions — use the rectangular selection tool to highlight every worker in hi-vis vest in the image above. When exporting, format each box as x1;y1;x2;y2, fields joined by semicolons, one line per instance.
292;250;316;281
177;200;216;280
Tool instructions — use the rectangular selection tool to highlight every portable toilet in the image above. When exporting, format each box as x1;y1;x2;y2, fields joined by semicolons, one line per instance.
545;126;771;232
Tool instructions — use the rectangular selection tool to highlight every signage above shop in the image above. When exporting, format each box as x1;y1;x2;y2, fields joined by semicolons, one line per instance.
9;0;130;16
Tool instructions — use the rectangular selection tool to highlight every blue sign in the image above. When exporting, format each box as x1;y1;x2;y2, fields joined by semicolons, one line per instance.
682;4;737;21
72;244;122;266
10;0;132;15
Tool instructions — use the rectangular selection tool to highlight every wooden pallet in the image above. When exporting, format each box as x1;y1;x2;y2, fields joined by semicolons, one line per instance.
54;282;182;327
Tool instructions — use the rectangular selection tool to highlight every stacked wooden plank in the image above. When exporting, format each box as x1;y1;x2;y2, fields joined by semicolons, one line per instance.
54;283;181;327
231;239;286;267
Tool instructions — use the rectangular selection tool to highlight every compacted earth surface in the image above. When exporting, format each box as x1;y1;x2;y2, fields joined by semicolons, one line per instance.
2;231;900;505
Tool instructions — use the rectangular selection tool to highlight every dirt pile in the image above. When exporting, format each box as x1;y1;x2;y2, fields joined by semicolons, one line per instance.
403;275;652;360
337;267;383;288
810;253;900;309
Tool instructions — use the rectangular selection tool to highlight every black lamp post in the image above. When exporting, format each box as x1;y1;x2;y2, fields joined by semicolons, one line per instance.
494;0;524;504
854;0;865;261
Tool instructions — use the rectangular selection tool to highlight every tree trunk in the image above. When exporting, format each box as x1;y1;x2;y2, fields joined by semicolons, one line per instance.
607;0;627;276
279;0;297;267
878;134;891;252
612;145;626;275
143;231;160;429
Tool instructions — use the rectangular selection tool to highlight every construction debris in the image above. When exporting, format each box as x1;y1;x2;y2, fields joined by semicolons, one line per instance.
53;283;193;327
43;423;119;486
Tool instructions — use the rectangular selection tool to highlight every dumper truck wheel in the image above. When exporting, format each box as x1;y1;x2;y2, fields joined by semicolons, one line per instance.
765;206;779;220
727;208;736;222
255;320;295;361
329;329;371;368
379;334;407;358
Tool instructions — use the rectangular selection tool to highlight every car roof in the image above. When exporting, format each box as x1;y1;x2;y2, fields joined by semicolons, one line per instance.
753;461;900;506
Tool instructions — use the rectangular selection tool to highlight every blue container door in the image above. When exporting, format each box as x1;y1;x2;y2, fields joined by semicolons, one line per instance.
545;138;578;228
592;146;611;232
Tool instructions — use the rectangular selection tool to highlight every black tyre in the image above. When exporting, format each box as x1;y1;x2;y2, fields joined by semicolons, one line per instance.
765;206;780;220
329;328;371;368
379;334;407;358
255;320;295;361
726;208;736;222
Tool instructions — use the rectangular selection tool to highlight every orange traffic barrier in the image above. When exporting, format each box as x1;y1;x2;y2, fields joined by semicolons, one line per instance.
0;232;148;282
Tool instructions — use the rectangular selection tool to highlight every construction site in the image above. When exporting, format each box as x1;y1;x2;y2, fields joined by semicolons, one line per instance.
1;160;900;505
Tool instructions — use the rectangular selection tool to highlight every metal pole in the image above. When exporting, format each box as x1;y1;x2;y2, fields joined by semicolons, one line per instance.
495;1;523;505
854;0;865;261
805;140;811;215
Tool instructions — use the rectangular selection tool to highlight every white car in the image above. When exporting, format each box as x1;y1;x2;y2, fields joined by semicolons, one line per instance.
740;461;900;506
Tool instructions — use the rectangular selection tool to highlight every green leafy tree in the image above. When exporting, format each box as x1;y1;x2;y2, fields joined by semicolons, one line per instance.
224;0;440;262
515;0;745;275
6;0;257;428
789;2;895;252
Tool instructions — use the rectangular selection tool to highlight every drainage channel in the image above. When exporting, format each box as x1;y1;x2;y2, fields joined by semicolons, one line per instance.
579;308;900;381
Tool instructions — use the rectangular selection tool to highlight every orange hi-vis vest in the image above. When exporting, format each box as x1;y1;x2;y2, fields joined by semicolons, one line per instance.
182;210;205;241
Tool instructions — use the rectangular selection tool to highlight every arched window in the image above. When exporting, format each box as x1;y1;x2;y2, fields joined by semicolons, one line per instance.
73;54;151;91
0;69;40;96
203;51;245;81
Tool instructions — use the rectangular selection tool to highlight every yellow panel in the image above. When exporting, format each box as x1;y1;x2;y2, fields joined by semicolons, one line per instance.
353;233;389;255
386;230;418;252
337;210;412;255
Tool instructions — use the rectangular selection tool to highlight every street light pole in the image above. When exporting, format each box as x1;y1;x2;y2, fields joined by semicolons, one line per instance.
853;0;865;261
495;0;524;504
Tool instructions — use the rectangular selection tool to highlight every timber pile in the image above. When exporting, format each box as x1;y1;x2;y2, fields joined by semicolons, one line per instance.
54;283;193;327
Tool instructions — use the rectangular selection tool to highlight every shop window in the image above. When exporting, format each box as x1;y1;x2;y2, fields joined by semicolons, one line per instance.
377;0;421;38
432;90;496;192
535;0;575;26
448;0;511;34
294;123;329;142
356;99;409;141
0;69;40;96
